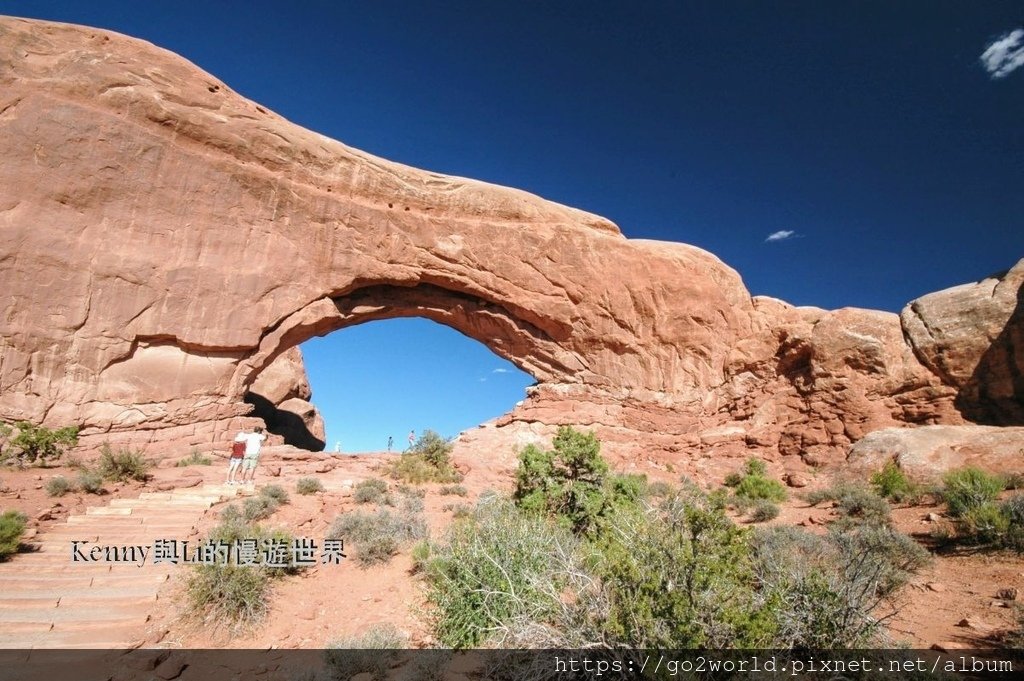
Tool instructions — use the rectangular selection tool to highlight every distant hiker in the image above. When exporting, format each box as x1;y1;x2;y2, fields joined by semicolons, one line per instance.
387;436;393;452
235;426;267;485
226;437;246;485
407;430;415;451
334;441;341;453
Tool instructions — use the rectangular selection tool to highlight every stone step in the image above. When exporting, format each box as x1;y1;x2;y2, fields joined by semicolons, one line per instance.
0;585;158;601
0;604;149;624
108;498;213;509
0;573;171;592
66;515;144;525
0;596;60;609
23;622;148;647
57;594;158;610
138;492;174;500
85;507;134;516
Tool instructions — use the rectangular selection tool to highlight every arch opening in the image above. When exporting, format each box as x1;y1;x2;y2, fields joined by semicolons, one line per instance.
241;282;549;452
299;318;535;453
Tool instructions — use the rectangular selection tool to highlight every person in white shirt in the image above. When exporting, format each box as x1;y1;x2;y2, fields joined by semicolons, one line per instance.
234;426;267;485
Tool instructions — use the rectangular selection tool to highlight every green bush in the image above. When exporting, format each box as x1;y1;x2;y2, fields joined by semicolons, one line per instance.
387;453;462;485
178;449;213;467
962;503;1011;544
77;469;104;494
259;484;289;505
410;430;453;468
513;426;624;535
590;499;776;648
749;500;780;522
46;476;73;497
439;484;467;497
608;473;648;507
725;458;787;506
296;477;324;495
328;508;426;567
734;474;788;503
870;461;919;503
2;422;78;466
942;467;1005;518
0;510;27;560
97;444;151;482
354;478;390;504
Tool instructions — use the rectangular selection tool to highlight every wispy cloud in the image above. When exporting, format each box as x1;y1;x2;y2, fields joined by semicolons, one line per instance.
981;28;1024;79
765;230;796;243
492;368;510;374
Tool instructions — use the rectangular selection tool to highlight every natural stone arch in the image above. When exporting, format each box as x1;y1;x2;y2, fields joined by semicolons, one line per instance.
3;17;1009;467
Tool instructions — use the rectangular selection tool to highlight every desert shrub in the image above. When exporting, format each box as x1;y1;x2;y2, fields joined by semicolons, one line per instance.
730;458;787;503
805;481;891;526
410;430;453;469
411;540;432;573
97;444;151;482
942;467;1005;518
2;422;78;466
424;498;591;648
0;510;27;560
77;469;104;494
513;426;635;535
1003;473;1024;491
398;493;425;514
295;477;324;495
327;507;426;567
46;475;73;497
608;473;648;506
723;472;743;488
962;503;1011;545
442;503;473;518
749;500;780;522
387;453;462;485
185;563;270;632
753;523;931;647
259;484;289;505
647;481;673;497
242;496;279;522
439;484;467;497
354;478;390;505
395;484;425;498
178;449;213;467
326;624;408;681
590;500;776;648
870;461;919;503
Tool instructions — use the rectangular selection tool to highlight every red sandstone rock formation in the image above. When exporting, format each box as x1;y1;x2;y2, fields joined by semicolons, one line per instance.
0;17;1019;468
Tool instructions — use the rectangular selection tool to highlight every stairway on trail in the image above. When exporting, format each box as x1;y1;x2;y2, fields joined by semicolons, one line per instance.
0;484;239;648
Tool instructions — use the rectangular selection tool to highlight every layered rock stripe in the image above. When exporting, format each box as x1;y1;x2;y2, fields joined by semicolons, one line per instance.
0;17;1021;466
0;485;238;648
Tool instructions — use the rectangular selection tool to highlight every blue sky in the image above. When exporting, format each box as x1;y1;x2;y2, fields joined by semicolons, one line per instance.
4;1;1022;450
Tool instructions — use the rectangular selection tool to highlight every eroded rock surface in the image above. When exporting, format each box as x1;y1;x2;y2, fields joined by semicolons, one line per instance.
0;17;1020;467
848;425;1024;479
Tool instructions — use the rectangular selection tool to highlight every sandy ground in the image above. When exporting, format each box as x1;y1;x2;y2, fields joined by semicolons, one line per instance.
2;449;1022;649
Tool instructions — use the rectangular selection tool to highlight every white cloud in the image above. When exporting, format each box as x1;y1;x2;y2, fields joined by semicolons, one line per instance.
765;230;796;243
492;368;510;374
981;28;1024;79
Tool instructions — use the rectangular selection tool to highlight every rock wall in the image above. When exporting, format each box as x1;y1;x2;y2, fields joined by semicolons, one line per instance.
0;17;1020;467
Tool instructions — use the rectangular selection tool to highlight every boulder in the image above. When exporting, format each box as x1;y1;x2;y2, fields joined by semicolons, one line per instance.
847;425;1024;479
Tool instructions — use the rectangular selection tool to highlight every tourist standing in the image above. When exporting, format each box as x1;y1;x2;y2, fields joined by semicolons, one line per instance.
236;426;267;486
407;430;415;451
387;435;393;452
